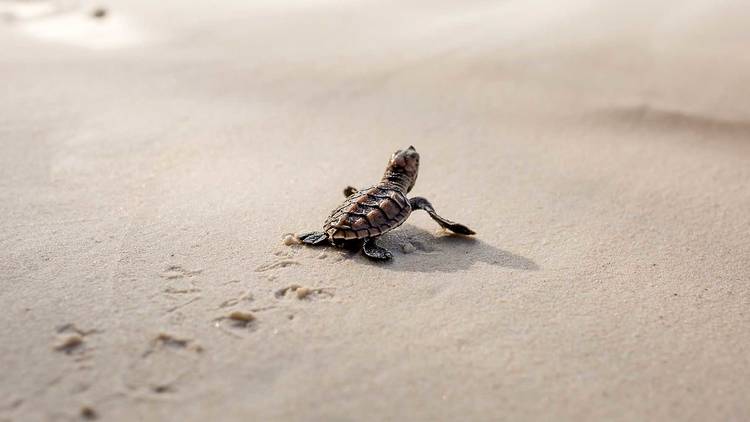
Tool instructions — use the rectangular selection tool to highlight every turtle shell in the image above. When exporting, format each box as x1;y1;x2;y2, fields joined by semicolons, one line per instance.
324;186;411;242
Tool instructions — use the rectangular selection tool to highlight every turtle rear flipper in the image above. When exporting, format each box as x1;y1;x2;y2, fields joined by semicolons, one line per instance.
362;238;393;261
409;197;476;235
298;231;329;245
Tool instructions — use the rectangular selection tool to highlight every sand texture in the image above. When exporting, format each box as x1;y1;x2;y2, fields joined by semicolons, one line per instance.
1;0;749;420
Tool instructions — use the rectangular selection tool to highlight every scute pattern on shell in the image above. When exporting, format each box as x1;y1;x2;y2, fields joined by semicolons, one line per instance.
324;186;411;241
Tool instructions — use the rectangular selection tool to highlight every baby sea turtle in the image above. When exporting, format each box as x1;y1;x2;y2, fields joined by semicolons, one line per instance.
298;146;475;261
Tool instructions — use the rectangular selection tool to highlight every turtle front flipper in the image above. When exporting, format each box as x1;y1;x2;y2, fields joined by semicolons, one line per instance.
297;231;329;245
409;197;476;235
362;238;393;261
343;186;358;197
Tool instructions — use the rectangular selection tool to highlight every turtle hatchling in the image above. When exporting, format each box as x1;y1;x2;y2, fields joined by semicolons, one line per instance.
297;146;475;261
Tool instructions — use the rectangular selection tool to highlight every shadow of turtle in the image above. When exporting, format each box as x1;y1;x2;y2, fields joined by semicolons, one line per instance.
375;224;539;273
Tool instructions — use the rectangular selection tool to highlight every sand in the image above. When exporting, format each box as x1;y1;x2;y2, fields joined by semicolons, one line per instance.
1;0;749;420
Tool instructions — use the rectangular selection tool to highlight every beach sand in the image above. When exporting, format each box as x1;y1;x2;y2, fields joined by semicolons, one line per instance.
1;0;749;420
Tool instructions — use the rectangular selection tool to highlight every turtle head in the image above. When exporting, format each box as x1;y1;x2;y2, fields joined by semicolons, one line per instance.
384;145;419;192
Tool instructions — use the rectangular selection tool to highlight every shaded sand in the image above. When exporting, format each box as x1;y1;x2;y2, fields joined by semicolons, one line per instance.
1;0;749;420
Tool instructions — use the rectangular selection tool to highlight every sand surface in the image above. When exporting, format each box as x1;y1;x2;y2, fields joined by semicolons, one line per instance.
1;0;749;420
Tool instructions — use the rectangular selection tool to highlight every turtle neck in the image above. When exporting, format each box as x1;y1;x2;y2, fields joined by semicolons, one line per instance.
380;170;414;193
